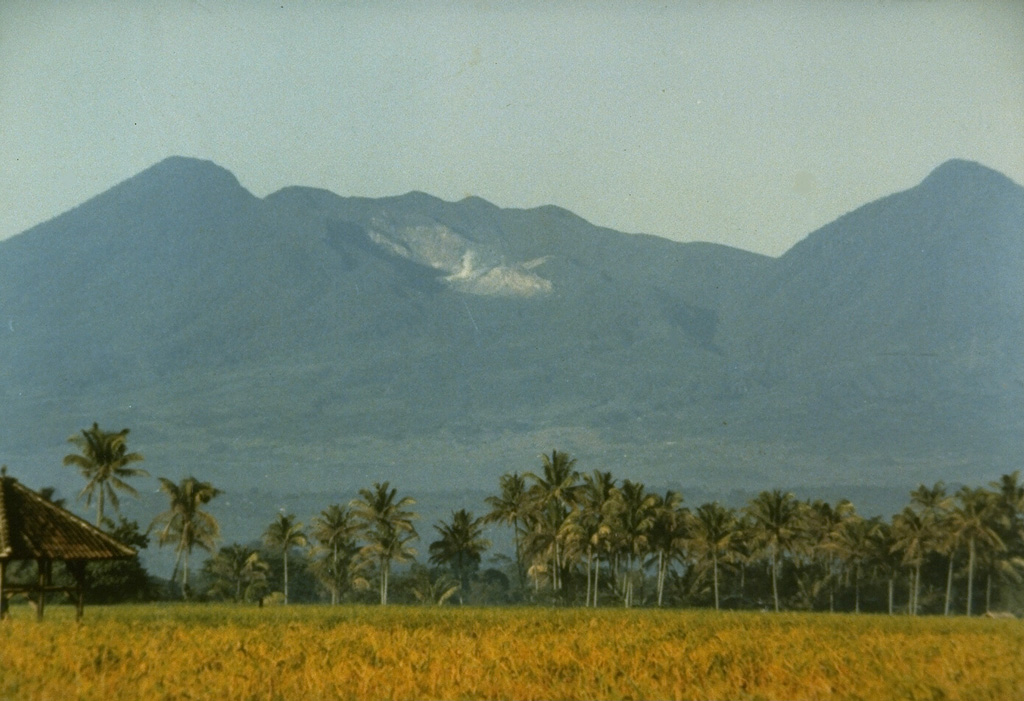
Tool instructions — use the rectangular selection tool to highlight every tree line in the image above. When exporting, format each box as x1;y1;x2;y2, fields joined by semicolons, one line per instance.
43;426;1024;614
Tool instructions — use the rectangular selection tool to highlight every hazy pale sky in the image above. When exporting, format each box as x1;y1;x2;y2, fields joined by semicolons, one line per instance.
1;1;1022;256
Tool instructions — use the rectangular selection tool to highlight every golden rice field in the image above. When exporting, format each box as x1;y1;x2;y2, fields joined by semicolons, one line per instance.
0;604;1021;700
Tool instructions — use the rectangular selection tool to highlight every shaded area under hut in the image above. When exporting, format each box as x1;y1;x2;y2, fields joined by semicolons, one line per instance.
0;467;135;620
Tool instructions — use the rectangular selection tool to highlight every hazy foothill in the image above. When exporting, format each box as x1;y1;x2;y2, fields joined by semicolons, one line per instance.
0;156;1022;613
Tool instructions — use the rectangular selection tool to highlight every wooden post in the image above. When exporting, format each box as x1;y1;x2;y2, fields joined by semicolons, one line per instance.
69;561;86;621
0;560;6;621
36;559;47;621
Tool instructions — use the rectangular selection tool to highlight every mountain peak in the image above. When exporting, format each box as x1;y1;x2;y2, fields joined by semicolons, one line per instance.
136;156;244;190
920;158;1019;191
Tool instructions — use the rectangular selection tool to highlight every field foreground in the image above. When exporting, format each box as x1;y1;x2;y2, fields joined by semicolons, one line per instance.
0;604;1021;700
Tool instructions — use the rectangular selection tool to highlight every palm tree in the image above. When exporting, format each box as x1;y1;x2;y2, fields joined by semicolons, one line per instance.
429;509;491;603
649;490;687;607
524;450;581;594
866;520;902;615
484;472;530;589
832;515;880;613
203;543;269;602
569;470;617;607
350;481;419;605
605;480;658;607
745;489;801;612
687;502;737;610
891;507;930;615
985;472;1024;612
910;482;953;515
310;504;363;605
950;486;1004;616
408;564;461;606
63;423;148;525
151;476;221;599
991;472;1024;538
802;499;856;612
904;482;955;614
263;513;308;605
727;515;758;605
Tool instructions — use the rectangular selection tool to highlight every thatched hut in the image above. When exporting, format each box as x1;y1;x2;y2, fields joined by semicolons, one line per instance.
0;467;136;620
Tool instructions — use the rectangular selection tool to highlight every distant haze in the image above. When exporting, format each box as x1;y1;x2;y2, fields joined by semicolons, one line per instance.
1;2;1022;255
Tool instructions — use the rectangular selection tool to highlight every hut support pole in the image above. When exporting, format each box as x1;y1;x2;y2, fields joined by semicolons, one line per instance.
0;560;6;620
69;561;86;621
36;559;46;620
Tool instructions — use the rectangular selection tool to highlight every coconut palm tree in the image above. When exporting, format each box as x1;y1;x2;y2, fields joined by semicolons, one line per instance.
891;507;930;615
802;499;856;612
310;504;363;605
745;489;801;612
204;543;269;602
350;481;419;605
151;476;221;599
429;509;491;603
832;515;880;613
991;472;1024;533
649;490;687;607
950;486;1004;616
524;450;581;593
983;473;1024;612
409;564;461;606
263;513;308;605
727;514;758;604
687;502;737;610
569;470;617;607
63;423;148;525
910;482;953;516
484;472;530;588
865;519;902;615
990;472;1024;566
605;480;658;607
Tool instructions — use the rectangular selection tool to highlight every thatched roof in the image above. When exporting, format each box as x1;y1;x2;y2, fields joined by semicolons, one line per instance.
0;472;136;561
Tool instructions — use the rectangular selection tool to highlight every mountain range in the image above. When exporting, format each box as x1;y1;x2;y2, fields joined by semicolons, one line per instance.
1;157;1022;518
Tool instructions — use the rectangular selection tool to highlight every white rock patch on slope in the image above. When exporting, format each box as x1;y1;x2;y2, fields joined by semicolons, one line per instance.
367;220;552;297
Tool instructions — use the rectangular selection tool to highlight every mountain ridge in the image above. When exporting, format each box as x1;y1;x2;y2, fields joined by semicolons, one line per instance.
0;157;1021;508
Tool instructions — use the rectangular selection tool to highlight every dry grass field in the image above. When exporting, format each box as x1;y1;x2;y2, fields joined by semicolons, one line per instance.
0;604;1021;700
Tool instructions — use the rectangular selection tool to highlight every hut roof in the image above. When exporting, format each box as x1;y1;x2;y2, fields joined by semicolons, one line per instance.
0;473;136;561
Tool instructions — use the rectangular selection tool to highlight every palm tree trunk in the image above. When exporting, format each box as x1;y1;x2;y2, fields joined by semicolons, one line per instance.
332;544;339;605
97;489;105;526
283;549;289;605
657;551;665;607
888;576;894;615
966;537;976;616
944;553;955;616
625;553;633;608
713;550;720;611
513;517;523;589
771;550;779;612
593;555;600;607
912;565;921;615
985;571;992;614
609;552;616;593
854;569;860;614
829;557;836;613
183;549;190;600
585;546;593;608
553;540;560;592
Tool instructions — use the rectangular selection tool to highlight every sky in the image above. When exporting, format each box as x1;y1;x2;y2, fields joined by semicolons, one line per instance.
0;1;1022;257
